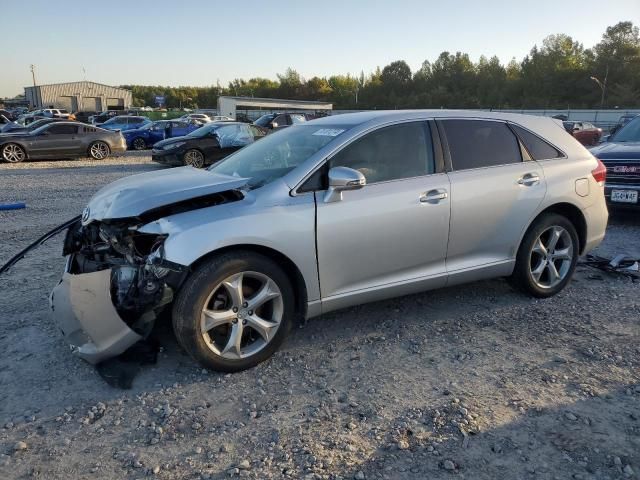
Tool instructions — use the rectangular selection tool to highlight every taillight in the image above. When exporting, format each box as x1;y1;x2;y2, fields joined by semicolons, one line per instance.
591;158;607;185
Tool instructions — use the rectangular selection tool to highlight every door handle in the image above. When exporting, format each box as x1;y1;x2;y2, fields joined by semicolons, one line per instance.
420;189;448;203
517;173;540;186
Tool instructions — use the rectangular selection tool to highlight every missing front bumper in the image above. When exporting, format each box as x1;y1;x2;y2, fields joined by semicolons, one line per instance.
50;268;143;364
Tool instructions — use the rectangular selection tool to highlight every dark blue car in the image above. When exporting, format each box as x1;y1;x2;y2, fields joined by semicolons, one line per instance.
122;120;200;150
100;115;151;132
590;116;640;209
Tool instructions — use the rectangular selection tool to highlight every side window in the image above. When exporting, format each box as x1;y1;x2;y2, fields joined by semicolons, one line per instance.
249;125;264;138
289;114;306;124
510;124;563;160
216;124;241;147
48;124;78;135
442;120;522;170
272;115;287;127
330;122;433;183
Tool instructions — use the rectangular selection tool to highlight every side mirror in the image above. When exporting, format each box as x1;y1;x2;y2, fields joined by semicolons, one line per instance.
271;122;278;129
324;166;366;203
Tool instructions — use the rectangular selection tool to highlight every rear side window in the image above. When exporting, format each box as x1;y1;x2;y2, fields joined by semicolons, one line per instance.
48;124;78;135
510;124;563;160
442;120;522;170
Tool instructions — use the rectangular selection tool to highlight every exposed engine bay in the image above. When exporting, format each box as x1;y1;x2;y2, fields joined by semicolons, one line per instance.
62;218;186;337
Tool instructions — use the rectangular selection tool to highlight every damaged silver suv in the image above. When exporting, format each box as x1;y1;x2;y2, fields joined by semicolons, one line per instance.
50;111;609;372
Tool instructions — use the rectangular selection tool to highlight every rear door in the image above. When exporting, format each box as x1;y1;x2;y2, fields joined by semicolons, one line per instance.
438;119;547;273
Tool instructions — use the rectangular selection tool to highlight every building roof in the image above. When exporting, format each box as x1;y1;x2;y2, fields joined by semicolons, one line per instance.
24;81;130;92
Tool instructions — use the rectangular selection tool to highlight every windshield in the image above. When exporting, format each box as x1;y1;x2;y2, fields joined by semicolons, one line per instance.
208;124;351;189
254;114;275;127
612;117;640;142
187;123;222;138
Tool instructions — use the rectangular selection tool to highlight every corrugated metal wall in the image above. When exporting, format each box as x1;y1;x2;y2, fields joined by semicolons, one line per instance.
24;81;132;110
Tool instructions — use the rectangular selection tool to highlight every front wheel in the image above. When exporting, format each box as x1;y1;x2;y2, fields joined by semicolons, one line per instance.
1;143;26;163
183;149;204;168
88;141;110;160
172;251;295;372
509;213;579;298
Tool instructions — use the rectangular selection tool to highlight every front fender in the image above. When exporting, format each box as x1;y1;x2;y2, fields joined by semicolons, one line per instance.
139;193;320;302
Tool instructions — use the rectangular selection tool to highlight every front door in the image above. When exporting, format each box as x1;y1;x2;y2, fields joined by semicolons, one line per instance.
438;119;547;273
30;123;79;157
315;121;450;312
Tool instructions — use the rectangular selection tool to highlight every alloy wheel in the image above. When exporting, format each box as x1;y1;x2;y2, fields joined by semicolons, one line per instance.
2;144;25;163
529;225;574;289
200;271;283;359
184;150;204;168
90;142;109;159
133;138;146;150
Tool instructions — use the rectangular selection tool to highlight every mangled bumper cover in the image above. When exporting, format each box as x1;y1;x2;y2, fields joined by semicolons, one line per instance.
50;267;142;365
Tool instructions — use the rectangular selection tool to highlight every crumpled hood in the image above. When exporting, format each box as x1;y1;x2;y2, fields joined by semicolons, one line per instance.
83;166;248;224
590;142;640;160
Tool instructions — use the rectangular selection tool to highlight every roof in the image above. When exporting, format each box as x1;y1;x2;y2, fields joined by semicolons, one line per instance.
312;109;568;126
24;81;130;92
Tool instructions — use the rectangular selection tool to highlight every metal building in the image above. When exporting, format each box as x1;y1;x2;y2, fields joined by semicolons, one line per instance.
217;96;332;120
24;81;132;112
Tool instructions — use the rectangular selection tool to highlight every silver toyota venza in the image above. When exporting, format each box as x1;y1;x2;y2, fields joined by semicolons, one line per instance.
51;111;608;371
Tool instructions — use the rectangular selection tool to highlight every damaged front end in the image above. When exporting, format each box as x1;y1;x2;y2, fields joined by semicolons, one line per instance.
50;218;187;364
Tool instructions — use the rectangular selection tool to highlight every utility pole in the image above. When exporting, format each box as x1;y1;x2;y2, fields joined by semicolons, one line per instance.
30;64;36;87
590;64;608;109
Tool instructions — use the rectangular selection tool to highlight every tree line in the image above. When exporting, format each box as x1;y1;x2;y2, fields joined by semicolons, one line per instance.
123;21;640;111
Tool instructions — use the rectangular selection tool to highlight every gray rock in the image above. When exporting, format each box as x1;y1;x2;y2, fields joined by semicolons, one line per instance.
13;441;27;452
623;465;634;476
238;459;251;470
564;412;578;421
354;471;366;480
443;460;455;470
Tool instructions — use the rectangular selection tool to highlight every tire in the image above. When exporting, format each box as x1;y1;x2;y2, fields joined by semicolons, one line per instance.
132;137;147;150
172;251;295;372
88;141;110;160
183;149;204;168
509;213;579;298
1;143;26;163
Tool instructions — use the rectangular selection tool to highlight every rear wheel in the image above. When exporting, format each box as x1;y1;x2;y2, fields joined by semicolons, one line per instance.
183;149;204;168
88;141;110;160
132;137;146;150
510;213;579;298
172;251;295;372
1;143;26;163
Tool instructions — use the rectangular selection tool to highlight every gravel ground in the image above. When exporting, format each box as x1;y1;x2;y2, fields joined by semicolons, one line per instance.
0;155;638;480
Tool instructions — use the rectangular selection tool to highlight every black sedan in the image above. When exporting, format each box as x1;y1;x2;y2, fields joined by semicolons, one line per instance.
0;122;126;163
152;122;266;168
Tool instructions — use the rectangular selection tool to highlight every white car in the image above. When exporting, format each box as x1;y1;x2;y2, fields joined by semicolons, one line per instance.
42;108;70;119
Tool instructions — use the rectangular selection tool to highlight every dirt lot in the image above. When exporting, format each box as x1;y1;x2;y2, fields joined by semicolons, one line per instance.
0;155;638;480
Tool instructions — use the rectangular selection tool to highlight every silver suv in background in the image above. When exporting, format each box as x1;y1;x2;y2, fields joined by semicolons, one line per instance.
51;111;608;372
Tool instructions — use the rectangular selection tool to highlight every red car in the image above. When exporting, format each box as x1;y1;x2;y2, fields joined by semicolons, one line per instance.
563;121;602;146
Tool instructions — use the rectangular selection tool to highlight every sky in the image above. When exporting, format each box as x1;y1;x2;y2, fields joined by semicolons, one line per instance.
1;0;639;98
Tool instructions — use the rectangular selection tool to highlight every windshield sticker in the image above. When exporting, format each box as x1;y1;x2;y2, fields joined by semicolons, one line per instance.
312;128;345;137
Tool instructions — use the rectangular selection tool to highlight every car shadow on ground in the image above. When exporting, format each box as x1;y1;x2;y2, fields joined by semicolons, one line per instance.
332;383;639;480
